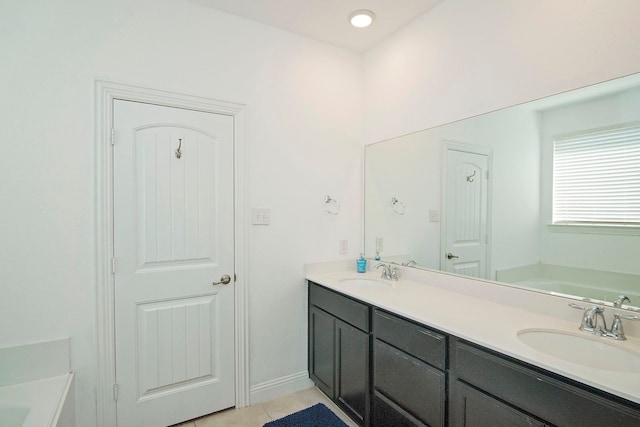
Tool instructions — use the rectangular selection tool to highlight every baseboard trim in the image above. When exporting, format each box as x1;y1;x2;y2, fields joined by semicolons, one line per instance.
250;371;314;404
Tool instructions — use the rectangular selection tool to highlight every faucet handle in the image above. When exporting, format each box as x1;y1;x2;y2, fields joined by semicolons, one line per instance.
390;267;399;281
609;312;640;341
610;316;626;340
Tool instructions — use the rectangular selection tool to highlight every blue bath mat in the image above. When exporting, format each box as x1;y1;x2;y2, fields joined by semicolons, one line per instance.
264;403;349;427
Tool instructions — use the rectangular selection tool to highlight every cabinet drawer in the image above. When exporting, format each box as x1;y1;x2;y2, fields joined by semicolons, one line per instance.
450;380;545;427
309;282;369;331
373;391;428;427
453;340;640;427
374;309;446;370
374;339;445;427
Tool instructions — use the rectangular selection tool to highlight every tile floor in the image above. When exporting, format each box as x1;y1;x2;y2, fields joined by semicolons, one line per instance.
171;386;359;427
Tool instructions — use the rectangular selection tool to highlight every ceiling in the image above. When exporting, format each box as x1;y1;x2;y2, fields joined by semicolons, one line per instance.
191;0;442;53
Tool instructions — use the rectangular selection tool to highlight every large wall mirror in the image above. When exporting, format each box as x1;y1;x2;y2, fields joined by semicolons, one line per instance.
365;72;640;311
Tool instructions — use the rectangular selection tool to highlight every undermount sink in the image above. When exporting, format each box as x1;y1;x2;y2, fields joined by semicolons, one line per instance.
517;328;640;372
339;278;391;289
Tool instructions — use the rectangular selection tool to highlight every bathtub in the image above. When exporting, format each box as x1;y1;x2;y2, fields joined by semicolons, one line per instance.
496;263;640;305
0;338;74;427
511;278;632;302
0;373;74;427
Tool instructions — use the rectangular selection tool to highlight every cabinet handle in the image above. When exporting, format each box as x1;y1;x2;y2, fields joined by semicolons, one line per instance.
419;329;444;340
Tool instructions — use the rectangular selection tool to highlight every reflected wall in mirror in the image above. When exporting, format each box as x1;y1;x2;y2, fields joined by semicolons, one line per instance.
365;73;640;311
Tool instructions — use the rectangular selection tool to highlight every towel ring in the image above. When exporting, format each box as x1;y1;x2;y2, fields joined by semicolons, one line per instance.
391;197;406;215
324;195;340;215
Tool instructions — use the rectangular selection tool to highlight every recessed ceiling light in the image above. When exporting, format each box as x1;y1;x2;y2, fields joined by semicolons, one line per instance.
349;9;375;28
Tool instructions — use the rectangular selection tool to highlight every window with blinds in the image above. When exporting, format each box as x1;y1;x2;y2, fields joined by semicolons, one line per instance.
552;123;640;226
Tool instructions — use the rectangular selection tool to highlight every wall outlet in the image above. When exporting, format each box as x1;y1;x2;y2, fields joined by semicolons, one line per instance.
375;237;383;252
251;208;270;225
339;239;349;255
429;210;440;222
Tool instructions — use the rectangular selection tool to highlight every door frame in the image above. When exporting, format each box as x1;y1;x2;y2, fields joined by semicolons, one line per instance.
94;80;249;426
440;140;493;278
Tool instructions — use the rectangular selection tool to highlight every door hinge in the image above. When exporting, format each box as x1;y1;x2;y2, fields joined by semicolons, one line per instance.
110;128;115;145
113;383;119;401
111;257;116;274
486;170;490;180
234;273;237;282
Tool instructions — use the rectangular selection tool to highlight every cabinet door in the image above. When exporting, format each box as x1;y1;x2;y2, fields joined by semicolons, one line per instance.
450;381;545;427
374;339;445;427
309;306;335;399
336;319;370;426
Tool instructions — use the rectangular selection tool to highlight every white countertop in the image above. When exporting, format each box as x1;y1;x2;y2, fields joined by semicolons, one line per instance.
306;266;640;405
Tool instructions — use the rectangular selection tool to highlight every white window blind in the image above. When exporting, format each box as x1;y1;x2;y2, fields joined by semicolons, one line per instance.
553;123;640;225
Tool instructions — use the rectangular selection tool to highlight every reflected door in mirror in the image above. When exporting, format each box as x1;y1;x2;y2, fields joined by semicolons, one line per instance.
443;146;490;279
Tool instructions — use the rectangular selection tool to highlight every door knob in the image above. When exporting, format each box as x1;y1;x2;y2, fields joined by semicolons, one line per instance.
212;274;231;286
447;253;459;260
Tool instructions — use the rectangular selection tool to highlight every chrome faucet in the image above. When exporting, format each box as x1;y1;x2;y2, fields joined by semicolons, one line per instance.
571;297;639;341
579;306;607;335
611;296;632;340
375;263;390;279
614;295;631;308
375;263;399;281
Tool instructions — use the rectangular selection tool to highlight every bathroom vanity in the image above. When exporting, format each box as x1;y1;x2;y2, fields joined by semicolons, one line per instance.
307;266;640;427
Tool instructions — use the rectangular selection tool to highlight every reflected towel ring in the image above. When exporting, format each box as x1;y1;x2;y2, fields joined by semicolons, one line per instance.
391;197;406;215
324;195;340;215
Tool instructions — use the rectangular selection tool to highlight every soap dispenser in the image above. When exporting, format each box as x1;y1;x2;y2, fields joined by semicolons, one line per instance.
357;253;367;273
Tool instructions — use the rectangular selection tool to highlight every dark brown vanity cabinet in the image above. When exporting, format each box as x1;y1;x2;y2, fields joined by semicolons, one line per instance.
450;339;640;427
372;309;448;427
308;281;640;427
308;282;371;426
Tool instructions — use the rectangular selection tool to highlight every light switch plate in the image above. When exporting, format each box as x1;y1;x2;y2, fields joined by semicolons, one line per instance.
251;208;270;225
339;239;349;255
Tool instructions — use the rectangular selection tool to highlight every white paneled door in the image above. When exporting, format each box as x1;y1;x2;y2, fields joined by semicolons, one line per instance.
113;100;235;427
443;147;490;279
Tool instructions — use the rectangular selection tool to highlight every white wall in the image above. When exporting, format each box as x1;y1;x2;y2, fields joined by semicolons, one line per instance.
0;1;362;425
365;132;441;268
363;0;640;143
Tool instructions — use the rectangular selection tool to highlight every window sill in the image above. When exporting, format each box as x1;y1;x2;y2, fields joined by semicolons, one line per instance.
547;223;640;236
